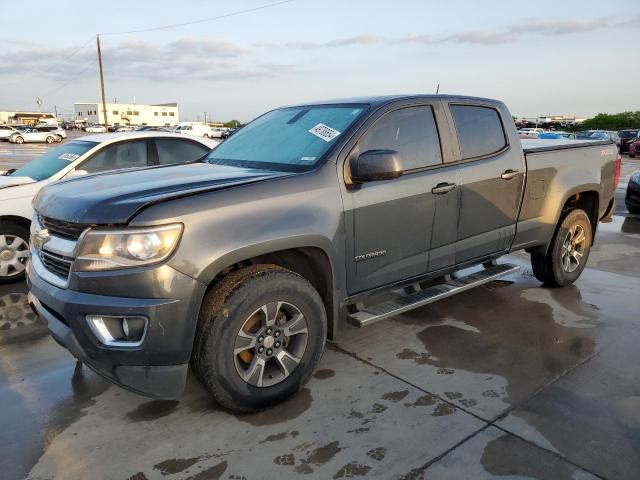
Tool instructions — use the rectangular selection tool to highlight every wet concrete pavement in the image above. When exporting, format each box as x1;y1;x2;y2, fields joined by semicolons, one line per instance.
1;158;639;479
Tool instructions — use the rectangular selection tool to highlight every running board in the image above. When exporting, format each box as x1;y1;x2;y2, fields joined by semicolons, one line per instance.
347;263;520;328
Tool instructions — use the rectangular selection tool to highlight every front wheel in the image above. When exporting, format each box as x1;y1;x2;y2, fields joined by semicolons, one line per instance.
531;209;592;287
191;265;327;412
45;136;55;144
14;136;24;144
0;222;30;284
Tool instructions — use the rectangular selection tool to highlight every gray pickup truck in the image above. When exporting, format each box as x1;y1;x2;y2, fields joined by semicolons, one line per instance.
27;95;620;412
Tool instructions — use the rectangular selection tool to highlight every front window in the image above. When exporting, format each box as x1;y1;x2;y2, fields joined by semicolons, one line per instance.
206;104;367;172
11;141;98;181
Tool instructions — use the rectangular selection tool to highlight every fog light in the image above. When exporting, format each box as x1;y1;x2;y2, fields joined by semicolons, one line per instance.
86;315;147;347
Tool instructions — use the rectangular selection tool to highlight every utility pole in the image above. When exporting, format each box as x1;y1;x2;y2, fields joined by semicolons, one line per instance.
96;34;108;127
54;105;58;120
204;112;207;125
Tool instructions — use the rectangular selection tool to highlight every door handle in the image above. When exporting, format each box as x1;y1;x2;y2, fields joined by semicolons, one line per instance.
501;169;519;180
431;182;456;194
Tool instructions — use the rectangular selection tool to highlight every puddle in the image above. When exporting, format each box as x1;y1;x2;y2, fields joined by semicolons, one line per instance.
396;282;598;404
481;433;575;479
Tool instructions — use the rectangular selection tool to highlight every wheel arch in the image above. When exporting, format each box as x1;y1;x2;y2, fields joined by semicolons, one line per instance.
0;215;31;231
531;187;600;256
199;241;340;340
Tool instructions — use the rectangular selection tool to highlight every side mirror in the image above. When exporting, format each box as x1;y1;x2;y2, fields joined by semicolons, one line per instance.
65;169;88;178
348;149;404;183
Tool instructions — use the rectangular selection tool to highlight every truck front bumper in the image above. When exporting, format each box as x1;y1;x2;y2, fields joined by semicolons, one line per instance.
27;261;206;399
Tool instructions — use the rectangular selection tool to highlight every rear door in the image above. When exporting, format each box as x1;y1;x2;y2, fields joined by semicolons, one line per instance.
343;101;458;293
153;138;211;166
78;139;152;174
447;103;525;263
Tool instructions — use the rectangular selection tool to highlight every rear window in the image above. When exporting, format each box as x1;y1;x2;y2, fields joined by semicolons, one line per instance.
620;130;639;138
451;105;507;159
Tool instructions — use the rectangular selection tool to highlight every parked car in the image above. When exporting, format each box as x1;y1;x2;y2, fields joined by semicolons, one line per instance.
626;171;640;214
35;125;67;140
175;122;215;138
538;132;568;139
84;125;107;133
9;128;59;144
628;137;640;158
618;129;640;154
518;128;545;136
116;125;135;132
0;125;19;141
27;94;619;412
0;132;216;283
221;128;238;139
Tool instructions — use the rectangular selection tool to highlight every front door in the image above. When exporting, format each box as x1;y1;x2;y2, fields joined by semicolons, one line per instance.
344;103;456;294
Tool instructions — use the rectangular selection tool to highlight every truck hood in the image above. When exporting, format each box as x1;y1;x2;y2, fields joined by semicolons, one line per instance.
35;163;290;224
0;176;36;189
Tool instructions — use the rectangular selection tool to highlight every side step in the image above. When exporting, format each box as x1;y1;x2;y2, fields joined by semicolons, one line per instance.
347;263;520;328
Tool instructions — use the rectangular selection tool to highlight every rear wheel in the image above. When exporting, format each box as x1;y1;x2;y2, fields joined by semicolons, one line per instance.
14;136;24;144
191;265;327;412
531;209;592;287
0;222;30;284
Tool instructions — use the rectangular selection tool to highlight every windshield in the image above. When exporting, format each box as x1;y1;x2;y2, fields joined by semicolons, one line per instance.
206;104;368;172
11;140;98;181
620;130;639;138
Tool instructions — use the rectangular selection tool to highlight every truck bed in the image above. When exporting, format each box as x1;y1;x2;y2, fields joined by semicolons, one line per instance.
520;138;614;153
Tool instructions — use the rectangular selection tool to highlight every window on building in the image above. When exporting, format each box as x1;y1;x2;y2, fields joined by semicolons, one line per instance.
155;139;210;165
169;112;175;116
162;112;167;116
81;140;149;173
113;110;119;115
133;111;139;116
126;111;132;115
154;112;158;116
358;105;442;170
450;105;507;159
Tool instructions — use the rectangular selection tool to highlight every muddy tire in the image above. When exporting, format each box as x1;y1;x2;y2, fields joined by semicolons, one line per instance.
531;209;592;287
191;264;327;412
0;222;30;284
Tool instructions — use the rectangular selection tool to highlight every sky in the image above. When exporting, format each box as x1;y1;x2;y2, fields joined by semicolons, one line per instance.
0;0;639;122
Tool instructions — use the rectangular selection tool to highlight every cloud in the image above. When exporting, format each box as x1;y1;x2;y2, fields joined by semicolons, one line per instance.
0;38;291;85
284;34;382;49
511;18;612;35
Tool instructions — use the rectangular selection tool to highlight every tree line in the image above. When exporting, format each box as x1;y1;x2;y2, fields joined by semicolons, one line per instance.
574;111;640;131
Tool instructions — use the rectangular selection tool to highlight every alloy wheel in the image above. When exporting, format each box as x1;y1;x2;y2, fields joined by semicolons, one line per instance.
561;224;587;273
233;301;309;388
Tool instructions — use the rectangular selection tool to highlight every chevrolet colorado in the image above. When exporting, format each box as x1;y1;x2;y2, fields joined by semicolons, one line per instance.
27;95;620;412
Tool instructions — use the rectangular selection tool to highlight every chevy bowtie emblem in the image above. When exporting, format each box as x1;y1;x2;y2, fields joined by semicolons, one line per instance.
31;228;51;249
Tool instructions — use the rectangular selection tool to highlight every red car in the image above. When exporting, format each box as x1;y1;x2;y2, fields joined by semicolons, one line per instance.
629;138;640;158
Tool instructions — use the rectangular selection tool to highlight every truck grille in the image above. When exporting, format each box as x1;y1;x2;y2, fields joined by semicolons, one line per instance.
39;215;89;241
39;250;73;279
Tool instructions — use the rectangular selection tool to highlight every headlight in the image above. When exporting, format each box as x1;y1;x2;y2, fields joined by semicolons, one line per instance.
74;224;183;271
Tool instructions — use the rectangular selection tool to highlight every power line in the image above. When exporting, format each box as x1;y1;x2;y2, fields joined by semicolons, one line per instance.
99;0;296;35
27;36;95;80
41;58;98;99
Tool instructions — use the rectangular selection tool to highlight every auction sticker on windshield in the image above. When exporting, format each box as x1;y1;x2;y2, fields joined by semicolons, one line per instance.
58;153;80;161
309;124;341;142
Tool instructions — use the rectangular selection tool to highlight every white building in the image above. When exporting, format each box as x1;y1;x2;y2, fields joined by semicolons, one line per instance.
74;102;179;126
